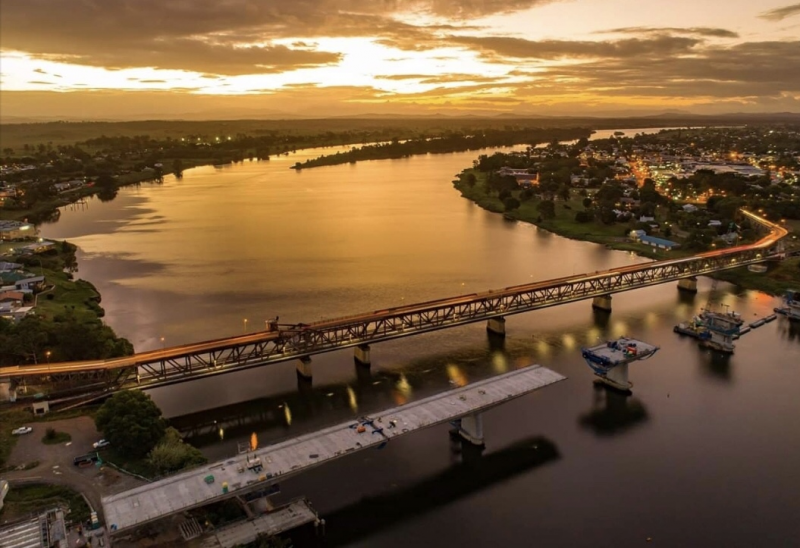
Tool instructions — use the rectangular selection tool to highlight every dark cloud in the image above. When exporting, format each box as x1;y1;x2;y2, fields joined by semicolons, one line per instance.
598;26;739;38
403;0;553;18
0;0;539;75
527;41;800;98
760;3;800;21
139;79;167;83
33;68;47;74
27;80;54;85
450;35;701;59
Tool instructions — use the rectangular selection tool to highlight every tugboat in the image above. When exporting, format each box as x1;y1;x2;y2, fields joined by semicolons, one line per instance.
774;290;800;321
581;337;660;391
699;306;744;353
673;315;708;339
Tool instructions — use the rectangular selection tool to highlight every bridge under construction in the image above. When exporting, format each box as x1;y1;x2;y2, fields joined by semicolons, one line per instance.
0;209;788;398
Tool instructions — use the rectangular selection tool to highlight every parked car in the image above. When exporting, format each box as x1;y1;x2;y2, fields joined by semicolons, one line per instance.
92;439;110;449
11;426;32;435
73;454;99;466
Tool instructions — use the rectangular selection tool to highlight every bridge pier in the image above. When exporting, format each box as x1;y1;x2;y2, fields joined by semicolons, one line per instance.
486;317;506;336
354;344;371;366
457;413;485;446
592;295;613;312
296;357;313;379
0;377;14;402
677;277;698;293
598;363;631;392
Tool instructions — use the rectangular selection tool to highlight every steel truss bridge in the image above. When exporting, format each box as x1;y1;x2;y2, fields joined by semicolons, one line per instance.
0;210;788;393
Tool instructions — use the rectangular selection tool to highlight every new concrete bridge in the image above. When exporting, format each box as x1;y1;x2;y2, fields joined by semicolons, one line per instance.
0;209;788;397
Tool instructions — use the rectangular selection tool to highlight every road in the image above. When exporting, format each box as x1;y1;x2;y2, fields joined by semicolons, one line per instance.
2;416;145;524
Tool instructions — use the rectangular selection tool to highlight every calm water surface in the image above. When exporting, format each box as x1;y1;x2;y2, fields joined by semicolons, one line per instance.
41;131;800;547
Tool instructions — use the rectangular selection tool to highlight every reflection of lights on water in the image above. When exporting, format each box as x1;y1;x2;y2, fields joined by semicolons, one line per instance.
396;374;412;398
644;312;658;328
446;363;468;387
491;352;508;373
347;386;358;412
218;427;224;440
612;321;628;338
586;327;600;343
283;403;292;426
561;334;576;350
536;340;550;356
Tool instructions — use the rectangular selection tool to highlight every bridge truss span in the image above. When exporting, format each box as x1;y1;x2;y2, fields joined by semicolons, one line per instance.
0;209;787;392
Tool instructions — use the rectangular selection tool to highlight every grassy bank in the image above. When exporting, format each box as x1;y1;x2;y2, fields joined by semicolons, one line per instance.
456;170;671;257
454;170;799;295
0;483;91;523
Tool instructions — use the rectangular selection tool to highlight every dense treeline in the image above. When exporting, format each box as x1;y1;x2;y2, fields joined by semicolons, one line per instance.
0;242;134;365
0;313;134;365
292;127;592;169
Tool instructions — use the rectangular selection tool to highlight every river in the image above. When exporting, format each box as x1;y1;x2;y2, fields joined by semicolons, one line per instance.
40;128;800;547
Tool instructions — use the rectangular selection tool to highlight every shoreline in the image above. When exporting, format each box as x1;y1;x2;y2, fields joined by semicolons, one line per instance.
452;170;799;297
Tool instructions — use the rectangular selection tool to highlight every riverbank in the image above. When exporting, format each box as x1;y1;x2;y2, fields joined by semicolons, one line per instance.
453;170;800;296
0;240;134;366
0;156;215;224
292;127;592;170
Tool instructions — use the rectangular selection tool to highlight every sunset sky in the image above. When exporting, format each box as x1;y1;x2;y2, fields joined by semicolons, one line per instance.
2;0;800;119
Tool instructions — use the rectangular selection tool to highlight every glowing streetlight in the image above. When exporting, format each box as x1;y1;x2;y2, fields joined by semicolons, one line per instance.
243;318;248;333
46;350;51;363
160;336;165;349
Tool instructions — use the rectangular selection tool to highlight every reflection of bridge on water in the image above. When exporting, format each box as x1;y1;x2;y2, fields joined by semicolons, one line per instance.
0;209;787;400
580;383;649;436
322;436;559;547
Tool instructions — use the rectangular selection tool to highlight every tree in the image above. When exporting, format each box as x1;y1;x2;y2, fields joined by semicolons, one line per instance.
173;158;184;179
536;200;556;220
148;427;207;474
95;391;166;458
582;197;593;209
503;197;521;211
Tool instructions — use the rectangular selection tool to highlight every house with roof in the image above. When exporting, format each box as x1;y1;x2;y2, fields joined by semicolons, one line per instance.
629;230;680;250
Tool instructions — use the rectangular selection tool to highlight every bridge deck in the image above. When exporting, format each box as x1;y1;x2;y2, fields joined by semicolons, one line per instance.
198;498;318;548
102;365;565;533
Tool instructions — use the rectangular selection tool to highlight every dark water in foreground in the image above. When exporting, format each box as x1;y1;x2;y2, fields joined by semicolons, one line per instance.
40;135;800;547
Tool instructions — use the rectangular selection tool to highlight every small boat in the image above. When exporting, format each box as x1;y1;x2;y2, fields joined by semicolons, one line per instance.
750;319;766;328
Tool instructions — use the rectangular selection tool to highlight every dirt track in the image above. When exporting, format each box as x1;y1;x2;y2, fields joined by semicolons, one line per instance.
2;415;145;523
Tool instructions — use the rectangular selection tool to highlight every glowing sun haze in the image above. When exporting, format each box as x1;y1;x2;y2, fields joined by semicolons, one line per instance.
1;0;800;119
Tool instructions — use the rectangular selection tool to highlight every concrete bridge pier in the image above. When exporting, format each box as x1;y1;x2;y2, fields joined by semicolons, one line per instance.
677;276;698;293
457;413;485;446
486;317;506;336
296;357;313;379
592;294;613;312
0;377;14;402
354;344;371;366
600;363;631;392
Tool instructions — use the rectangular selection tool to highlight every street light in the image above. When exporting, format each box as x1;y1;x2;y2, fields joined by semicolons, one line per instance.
160;336;165;349
243;318;248;333
46;350;51;363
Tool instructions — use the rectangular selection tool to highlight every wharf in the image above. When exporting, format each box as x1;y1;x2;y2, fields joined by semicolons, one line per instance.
197;498;318;548
103;365;565;534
